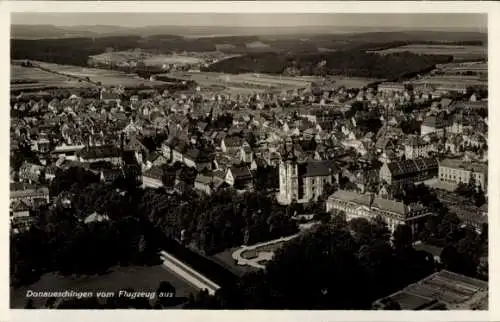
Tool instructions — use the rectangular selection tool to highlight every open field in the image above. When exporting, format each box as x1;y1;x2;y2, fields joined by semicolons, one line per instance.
89;51;240;68
34;62;171;88
10;265;196;308
11;65;93;91
167;71;318;93
369;44;487;61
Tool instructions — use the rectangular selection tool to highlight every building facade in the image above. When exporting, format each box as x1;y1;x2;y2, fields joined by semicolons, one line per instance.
404;135;433;160
380;157;438;187
326;189;430;233
438;158;487;189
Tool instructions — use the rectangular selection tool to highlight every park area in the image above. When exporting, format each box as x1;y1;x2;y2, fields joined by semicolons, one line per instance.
10;265;196;308
370;44;487;61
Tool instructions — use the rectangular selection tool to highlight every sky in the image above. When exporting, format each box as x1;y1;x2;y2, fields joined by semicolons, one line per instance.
11;13;487;31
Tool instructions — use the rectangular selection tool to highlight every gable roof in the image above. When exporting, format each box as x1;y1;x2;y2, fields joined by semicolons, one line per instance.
77;145;121;160
386;157;438;177
228;165;252;180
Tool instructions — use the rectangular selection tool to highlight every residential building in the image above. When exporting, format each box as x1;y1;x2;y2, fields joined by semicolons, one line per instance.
19;161;43;184
420;114;449;137
10;182;50;205
183;148;212;170
77;145;122;165
326;189;430;233
100;89;121;104
142;166;164;188
225;164;253;190
404;135;432;160
221;136;244;153
379;157;438;187
378;82;406;93
438;158;487;189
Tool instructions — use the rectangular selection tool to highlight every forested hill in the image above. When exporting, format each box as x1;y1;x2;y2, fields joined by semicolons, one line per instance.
203;51;453;79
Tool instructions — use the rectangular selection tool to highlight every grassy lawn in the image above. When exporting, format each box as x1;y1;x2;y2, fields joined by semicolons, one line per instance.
240;241;286;260
10;265;197;308
211;248;259;276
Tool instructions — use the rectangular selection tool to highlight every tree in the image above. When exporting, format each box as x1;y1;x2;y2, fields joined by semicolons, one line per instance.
24;299;35;309
392;224;413;252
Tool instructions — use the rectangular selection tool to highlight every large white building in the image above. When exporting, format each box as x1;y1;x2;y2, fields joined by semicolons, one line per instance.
438;158;487;189
326;189;430;233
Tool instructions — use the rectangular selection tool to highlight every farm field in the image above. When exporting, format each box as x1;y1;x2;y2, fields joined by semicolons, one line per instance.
11;65;93;91
370;44;487;61
34;62;171;88
89;51;237;67
168;71;317;92
10;265;196;308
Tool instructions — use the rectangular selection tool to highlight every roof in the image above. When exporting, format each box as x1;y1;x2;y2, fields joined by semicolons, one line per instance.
372;197;408;216
10;183;49;199
195;174;214;185
328;189;372;207
143;166;163;180
101;92;121;101
11;200;31;212
373;270;488;310
228;165;252;180
223;136;243;148
405;135;428;147
386;157;438;177
299;160;336;177
77;145;121;160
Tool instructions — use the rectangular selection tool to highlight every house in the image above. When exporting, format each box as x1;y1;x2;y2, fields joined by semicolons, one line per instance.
379;157;438;187
225;164;253;190
378;82;406;93
420;114;449;137
10;200;33;234
278;158;338;205
172;141;188;164
31;137;51;153
221;136;244;153
44;164;58;182
10;199;31;220
19;161;43;184
145;151;169;170
100;89;121;104
10;182;50;205
404;135;432;160
77;145;122;165
326;189;431;233
142;166;164;188
240;144;253;164
183;148;212;170
438;158;487;189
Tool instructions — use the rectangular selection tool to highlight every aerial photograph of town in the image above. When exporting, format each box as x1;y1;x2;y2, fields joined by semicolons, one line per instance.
9;11;488;310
